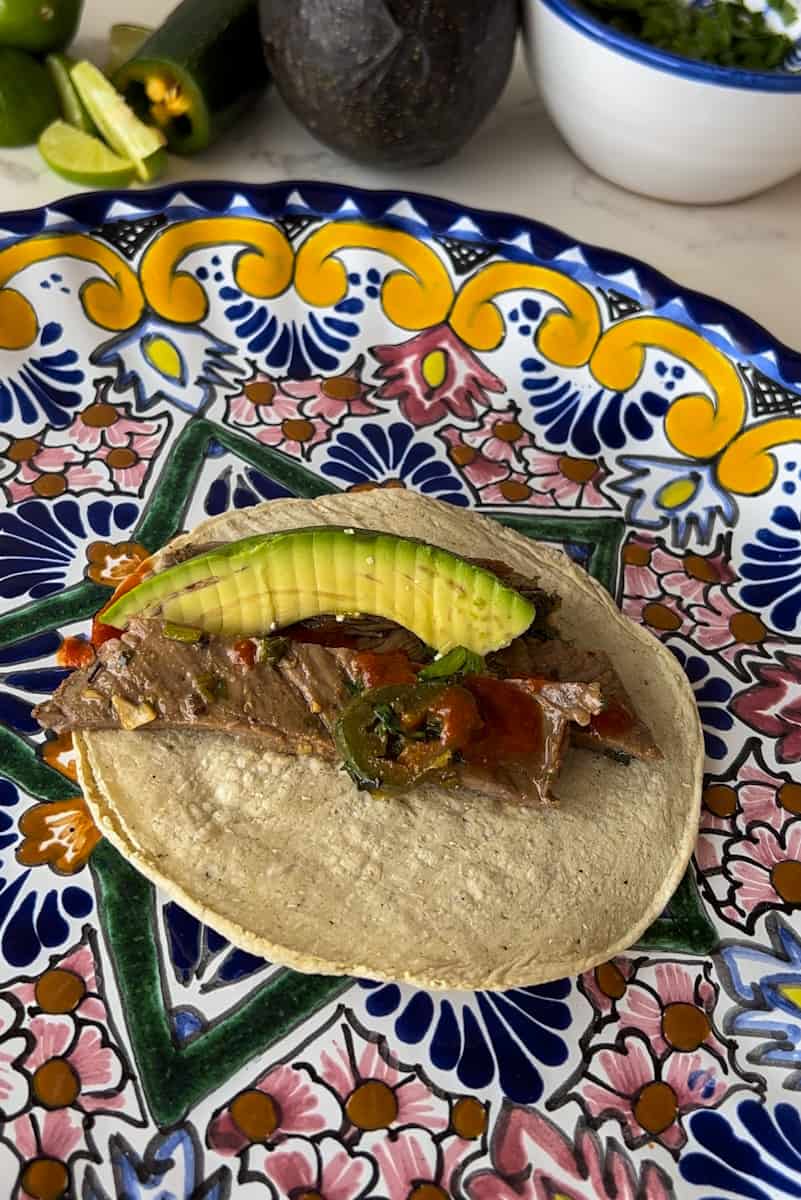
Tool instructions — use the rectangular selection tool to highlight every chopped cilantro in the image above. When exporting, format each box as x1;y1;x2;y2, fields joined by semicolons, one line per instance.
585;0;794;69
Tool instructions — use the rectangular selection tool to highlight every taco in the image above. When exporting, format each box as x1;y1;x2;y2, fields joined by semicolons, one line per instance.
36;491;702;990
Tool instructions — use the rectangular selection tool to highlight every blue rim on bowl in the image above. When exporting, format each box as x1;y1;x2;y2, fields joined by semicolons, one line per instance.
538;0;801;90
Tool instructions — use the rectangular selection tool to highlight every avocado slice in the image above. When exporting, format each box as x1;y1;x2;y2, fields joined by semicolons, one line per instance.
102;528;535;655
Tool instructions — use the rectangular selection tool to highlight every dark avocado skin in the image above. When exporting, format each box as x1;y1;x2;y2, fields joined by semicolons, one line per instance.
260;0;518;167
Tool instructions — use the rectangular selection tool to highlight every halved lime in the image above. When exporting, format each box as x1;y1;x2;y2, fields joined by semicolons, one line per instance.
38;119;136;187
45;53;95;133
107;22;151;75
70;59;166;182
0;47;60;146
0;0;82;54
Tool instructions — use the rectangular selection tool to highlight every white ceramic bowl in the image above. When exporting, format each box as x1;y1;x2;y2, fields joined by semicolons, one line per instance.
523;0;801;203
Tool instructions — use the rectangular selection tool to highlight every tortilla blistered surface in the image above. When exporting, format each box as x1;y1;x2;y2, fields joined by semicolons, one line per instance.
75;491;703;990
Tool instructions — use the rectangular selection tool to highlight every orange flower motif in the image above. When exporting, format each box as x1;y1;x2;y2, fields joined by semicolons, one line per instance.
42;733;79;783
17;797;100;874
86;540;149;585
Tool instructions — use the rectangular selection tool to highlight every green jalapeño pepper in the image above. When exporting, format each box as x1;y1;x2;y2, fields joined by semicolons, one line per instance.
335;682;483;793
113;0;270;154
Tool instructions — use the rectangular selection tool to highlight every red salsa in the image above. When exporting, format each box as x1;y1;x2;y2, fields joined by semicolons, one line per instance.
462;675;543;763
56;636;95;670
588;701;635;739
232;638;257;668
354;651;419;688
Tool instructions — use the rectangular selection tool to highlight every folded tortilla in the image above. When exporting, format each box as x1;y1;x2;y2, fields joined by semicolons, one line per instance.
77;490;703;990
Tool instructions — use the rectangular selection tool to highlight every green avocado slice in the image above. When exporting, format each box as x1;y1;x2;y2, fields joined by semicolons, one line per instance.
102;527;536;656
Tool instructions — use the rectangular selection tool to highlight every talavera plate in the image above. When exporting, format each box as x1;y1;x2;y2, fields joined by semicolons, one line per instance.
1;180;801;1200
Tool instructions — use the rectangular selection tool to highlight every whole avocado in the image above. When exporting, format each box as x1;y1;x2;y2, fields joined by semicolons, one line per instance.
260;0;518;167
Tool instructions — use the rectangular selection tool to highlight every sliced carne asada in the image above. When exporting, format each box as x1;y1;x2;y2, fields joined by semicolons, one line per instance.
453;676;602;806
34;619;335;760
488;636;661;761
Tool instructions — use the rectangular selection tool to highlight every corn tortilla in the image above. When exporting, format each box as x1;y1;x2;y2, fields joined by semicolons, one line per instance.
77;491;703;990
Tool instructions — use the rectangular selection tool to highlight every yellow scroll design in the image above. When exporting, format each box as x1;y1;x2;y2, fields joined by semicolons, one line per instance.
0;235;143;351
717;417;801;495
448;263;602;366
589;317;747;461
139;218;294;325
294;221;454;332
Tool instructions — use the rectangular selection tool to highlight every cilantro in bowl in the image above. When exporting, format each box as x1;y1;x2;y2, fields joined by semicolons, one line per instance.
584;0;794;68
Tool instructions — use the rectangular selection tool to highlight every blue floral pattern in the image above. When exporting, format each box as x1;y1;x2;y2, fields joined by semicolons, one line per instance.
320;419;468;505
669;645;735;760
93;317;241;414
356;978;572;1104
0;496;138;600
203;458;293;515
683;1100;801;1198
83;1125;231;1200
740;505;801;635
522;355;671;455
716;916;801;1085
163;901;269;991
611;455;739;546
0;629;67;736
0;322;84;429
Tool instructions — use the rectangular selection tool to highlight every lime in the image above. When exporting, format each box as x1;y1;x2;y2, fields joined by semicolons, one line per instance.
107;22;151;75
0;0;82;54
0;47;59;146
70;60;166;182
45;53;95;133
38;119;136;186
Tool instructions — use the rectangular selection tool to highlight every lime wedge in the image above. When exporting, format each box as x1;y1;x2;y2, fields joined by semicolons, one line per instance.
38;119;137;187
70;59;166;182
45;54;96;134
107;23;152;75
0;47;60;147
138;144;168;183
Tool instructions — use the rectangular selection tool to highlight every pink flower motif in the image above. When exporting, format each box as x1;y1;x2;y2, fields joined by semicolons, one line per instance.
23;1013;138;1120
439;404;536;493
0;995;30;1120
372;324;505;426
11;1108;83;1200
477;469;553;507
580;958;637;1019
225;361;379;460
622;594;693;640
464;1105;673;1200
695;747;801;928
621;533;736;605
308;1022;449;1139
208;1063;336;1157
732;653;801;763
9;938;107;1025
690;586;779;677
612;963;728;1063
724;821;801;925
4;443;112;504
261;1134;375;1200
439;427;511;489
569;1033;736;1153
701;747;797;838
522;445;613;509
364;1127;476;1200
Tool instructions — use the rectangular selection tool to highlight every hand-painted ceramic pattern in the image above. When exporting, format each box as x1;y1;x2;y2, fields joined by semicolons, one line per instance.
0;180;800;1198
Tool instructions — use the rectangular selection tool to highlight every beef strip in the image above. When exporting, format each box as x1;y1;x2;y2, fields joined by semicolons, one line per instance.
453;679;602;806
34;619;336;761
488;637;661;761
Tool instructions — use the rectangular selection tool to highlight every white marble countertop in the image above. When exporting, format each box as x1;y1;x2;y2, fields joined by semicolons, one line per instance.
1;0;799;351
